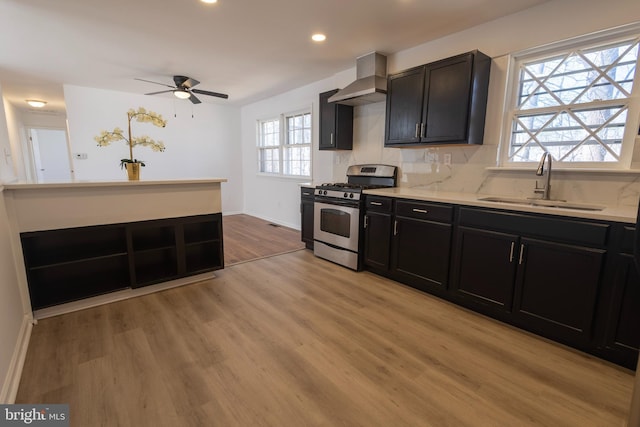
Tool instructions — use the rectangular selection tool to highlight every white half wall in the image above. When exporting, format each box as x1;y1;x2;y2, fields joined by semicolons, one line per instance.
64;85;243;214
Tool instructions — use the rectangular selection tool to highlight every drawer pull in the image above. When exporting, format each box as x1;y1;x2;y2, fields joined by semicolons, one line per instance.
302;191;311;196
370;201;383;206
509;242;515;262
518;243;525;265
412;208;428;214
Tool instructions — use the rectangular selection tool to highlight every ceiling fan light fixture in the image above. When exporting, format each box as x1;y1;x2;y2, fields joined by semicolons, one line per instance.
173;89;191;99
26;99;47;108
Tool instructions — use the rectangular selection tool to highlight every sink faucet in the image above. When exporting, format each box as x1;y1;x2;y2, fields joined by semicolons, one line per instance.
534;152;552;200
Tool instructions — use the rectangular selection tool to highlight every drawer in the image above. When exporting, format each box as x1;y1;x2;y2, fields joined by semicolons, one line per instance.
395;200;453;223
458;207;610;247
300;187;315;200
365;196;393;212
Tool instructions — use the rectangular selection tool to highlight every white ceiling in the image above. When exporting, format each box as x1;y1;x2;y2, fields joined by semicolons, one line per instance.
0;0;550;114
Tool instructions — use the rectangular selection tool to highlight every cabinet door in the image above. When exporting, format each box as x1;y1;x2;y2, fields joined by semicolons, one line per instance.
363;211;392;270
385;67;425;145
454;227;519;313
602;254;640;368
513;238;605;347
391;216;452;293
301;198;314;249
422;54;472;143
319;89;353;150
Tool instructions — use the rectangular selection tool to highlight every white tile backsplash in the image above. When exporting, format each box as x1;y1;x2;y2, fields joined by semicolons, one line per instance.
333;103;640;209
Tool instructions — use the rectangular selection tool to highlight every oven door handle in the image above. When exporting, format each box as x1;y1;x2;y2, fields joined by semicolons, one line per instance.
314;199;360;208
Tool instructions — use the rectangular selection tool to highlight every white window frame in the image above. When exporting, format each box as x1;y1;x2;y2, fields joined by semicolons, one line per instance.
500;24;640;170
256;107;312;178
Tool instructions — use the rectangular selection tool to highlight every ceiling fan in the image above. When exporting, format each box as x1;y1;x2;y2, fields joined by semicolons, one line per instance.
135;75;229;104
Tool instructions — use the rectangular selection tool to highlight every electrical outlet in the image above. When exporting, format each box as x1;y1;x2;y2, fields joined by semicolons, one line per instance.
74;153;88;160
443;153;452;166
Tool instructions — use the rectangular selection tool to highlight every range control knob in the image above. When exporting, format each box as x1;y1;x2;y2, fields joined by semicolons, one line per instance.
343;192;348;198
349;193;354;199
323;190;327;195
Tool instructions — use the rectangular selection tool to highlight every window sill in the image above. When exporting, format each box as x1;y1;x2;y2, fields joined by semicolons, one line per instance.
486;166;640;175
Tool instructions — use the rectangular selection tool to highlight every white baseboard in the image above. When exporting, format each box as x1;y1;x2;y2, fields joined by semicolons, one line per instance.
0;314;33;403
242;211;300;230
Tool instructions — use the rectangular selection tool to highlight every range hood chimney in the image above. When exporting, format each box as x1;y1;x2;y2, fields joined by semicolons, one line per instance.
328;52;387;106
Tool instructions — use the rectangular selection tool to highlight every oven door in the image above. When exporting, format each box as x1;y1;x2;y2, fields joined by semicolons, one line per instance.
313;200;360;252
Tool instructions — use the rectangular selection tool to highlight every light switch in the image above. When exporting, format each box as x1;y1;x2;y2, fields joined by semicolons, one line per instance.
74;153;88;160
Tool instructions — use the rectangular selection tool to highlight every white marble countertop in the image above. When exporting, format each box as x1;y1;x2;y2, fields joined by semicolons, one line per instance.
364;187;638;224
2;178;227;190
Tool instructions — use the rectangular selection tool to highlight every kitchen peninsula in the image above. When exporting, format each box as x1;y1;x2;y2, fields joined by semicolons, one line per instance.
2;178;226;317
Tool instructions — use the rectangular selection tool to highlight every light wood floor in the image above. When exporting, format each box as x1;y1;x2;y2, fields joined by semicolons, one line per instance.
16;250;634;426
223;214;305;265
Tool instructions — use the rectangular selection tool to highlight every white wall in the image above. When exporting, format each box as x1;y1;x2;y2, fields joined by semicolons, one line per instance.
241;0;640;227
240;71;354;228
64;85;243;214
0;86;31;402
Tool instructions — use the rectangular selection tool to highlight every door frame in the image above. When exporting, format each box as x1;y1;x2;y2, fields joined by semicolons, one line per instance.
24;125;75;182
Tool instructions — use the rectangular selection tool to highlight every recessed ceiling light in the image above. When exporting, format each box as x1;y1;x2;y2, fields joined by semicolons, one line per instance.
201;0;218;3
311;33;326;42
26;100;47;108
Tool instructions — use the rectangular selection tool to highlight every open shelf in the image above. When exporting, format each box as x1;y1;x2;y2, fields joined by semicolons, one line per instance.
21;225;126;268
184;219;221;244
185;241;223;274
27;254;130;310
132;247;179;287
131;224;176;252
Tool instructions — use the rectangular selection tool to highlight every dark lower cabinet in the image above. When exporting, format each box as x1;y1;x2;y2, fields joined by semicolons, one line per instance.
21;213;224;309
364;197;638;369
363;196;452;294
363;210;392;270
300;187;314;249
392;216;451;293
452;227;518;315
512;238;604;348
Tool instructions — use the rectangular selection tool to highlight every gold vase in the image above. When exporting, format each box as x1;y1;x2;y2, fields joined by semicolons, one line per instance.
125;162;141;181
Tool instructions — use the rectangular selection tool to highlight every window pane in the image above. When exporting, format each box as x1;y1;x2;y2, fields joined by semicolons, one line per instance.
509;36;639;164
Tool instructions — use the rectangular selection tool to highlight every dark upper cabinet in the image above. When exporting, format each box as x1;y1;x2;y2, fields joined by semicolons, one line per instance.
300;187;314;249
319;89;354;150
385;51;491;147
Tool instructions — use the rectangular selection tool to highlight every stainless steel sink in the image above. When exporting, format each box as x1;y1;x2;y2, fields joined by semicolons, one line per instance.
477;196;606;211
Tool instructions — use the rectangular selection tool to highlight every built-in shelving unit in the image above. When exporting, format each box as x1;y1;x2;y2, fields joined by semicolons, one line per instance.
21;224;130;309
21;213;224;310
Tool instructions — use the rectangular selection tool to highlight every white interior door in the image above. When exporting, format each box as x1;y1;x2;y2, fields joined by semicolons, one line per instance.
29;128;72;182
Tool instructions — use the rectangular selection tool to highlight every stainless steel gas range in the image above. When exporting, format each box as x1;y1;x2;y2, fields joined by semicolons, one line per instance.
313;164;397;270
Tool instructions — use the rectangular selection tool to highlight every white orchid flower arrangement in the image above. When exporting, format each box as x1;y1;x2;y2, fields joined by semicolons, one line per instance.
95;107;167;169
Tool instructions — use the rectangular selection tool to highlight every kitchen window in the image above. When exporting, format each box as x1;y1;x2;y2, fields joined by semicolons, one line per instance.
502;26;640;168
257;110;311;177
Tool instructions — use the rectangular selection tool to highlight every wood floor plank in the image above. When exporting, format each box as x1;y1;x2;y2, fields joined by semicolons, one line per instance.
223;214;305;265
16;249;635;426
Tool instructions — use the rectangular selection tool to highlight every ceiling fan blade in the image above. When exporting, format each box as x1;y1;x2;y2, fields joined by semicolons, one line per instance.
174;75;200;89
191;88;229;99
135;78;174;88
145;90;174;95
189;93;202;104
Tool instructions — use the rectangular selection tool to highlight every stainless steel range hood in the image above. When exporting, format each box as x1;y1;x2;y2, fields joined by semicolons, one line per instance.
327;52;387;106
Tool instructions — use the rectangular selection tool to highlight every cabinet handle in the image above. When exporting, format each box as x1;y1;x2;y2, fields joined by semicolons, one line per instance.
302;191;311;196
415;123;420;138
393;220;398;236
412;208;428;214
420;122;425;138
518;243;525;265
330;133;334;145
370;201;382;206
509;241;515;262
364;215;368;229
